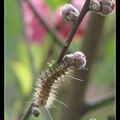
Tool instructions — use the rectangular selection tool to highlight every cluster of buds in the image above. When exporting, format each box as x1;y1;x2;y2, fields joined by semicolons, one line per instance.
60;4;79;23
63;51;86;69
89;0;115;16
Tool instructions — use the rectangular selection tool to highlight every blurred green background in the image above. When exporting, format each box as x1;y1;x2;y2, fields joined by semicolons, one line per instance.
5;0;115;120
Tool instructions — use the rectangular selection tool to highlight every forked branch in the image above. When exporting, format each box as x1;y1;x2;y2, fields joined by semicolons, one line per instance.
20;0;90;119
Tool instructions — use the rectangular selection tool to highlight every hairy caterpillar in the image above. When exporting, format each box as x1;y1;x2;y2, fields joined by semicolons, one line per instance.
32;51;86;119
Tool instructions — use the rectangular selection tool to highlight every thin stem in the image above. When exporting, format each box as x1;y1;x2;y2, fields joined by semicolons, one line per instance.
56;1;90;64
21;103;33;120
81;94;115;115
58;10;106;120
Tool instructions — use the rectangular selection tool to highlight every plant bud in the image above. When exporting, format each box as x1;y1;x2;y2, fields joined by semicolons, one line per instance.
89;0;101;12
63;51;86;69
32;107;41;117
89;0;115;16
60;4;79;22
100;0;115;16
72;51;86;69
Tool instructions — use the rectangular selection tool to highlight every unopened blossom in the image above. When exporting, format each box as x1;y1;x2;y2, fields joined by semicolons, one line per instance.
63;51;86;69
60;4;79;22
89;0;115;16
52;0;90;39
100;0;115;16
72;51;86;69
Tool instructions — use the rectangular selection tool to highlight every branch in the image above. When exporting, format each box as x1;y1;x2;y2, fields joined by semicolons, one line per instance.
56;0;90;64
81;94;115;115
20;103;33;120
58;9;107;120
20;0;90;119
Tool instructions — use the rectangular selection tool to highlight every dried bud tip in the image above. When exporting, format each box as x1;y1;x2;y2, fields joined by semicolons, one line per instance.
60;4;79;22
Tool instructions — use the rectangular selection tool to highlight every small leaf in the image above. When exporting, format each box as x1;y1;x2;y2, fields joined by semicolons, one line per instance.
51;60;56;68
11;62;33;97
48;60;56;71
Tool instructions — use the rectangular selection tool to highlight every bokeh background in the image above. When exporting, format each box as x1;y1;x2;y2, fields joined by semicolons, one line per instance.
5;0;116;120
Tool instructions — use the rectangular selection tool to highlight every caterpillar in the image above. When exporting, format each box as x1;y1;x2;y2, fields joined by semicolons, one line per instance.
32;51;86;119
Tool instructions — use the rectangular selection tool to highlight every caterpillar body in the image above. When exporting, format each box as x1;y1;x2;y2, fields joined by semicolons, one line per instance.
33;63;68;109
33;51;86;118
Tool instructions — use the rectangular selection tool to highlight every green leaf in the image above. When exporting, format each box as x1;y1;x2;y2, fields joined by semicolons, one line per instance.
46;0;70;10
11;62;33;97
48;60;56;71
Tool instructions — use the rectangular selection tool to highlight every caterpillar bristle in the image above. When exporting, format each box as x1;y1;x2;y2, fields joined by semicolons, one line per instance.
51;105;61;111
45;107;53;120
53;98;68;108
66;73;84;82
33;51;86;119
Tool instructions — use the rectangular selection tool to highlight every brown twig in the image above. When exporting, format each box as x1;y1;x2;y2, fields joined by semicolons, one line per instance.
20;0;90;119
58;13;109;120
20;103;33;120
56;0;90;64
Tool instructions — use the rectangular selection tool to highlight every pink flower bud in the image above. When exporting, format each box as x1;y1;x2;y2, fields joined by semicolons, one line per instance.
89;0;115;16
72;51;86;69
60;4;79;22
63;51;86;69
52;0;90;40
100;0;115;16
